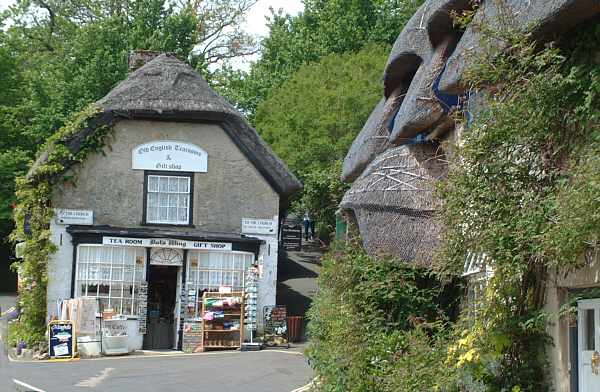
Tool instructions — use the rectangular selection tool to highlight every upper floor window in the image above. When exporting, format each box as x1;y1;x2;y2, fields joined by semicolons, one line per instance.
145;173;193;225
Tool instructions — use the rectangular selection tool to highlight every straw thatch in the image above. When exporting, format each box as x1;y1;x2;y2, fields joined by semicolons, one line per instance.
341;143;447;267
31;53;301;199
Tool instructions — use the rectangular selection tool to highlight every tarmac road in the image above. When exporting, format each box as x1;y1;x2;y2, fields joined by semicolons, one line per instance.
3;348;313;392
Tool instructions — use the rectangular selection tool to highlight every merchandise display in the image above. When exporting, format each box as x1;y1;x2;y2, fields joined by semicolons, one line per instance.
200;292;244;350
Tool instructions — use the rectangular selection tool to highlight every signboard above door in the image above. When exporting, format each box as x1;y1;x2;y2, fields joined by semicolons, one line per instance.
102;236;232;251
132;140;208;172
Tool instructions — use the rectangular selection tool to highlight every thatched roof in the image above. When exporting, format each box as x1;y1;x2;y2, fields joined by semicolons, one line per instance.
340;143;447;267
31;54;301;199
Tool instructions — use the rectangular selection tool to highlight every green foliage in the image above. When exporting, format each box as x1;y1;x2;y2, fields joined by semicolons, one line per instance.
9;104;114;346
253;45;387;226
307;242;457;392
0;0;257;245
437;23;600;391
217;0;424;119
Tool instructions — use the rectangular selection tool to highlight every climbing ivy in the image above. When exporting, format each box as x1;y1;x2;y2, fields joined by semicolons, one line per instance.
9;104;114;346
438;22;600;391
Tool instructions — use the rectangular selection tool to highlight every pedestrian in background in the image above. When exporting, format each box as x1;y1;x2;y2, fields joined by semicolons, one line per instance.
303;212;310;241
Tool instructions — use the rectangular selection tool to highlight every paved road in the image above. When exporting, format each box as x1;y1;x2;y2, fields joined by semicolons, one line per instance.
2;348;313;392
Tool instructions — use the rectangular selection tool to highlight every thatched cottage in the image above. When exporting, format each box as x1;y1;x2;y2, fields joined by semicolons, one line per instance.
35;52;300;353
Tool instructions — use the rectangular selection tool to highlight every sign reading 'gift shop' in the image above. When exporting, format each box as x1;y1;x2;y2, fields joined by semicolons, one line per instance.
132;140;208;172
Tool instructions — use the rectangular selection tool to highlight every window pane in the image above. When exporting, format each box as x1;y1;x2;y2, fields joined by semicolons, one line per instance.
169;177;178;192
586;309;596;351
159;206;168;221
159;177;168;192
179;177;189;192
122;300;132;316
223;254;233;269
168;207;177;222
179;194;189;208
178;208;188;222
100;266;111;280
112;267;123;281
200;253;210;268
123;284;133;298
148;193;158;207
148;176;159;192
209;271;220;286
124;266;134;282
168;194;177;207
159;193;169;206
98;284;110;297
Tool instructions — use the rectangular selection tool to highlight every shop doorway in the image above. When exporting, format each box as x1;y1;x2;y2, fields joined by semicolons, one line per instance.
578;298;600;392
144;265;179;350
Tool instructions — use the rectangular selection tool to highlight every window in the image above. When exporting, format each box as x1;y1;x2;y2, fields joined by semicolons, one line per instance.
185;251;254;319
75;245;146;316
145;174;192;225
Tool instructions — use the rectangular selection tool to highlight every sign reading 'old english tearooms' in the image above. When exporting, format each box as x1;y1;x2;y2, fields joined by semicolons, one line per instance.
132;140;208;172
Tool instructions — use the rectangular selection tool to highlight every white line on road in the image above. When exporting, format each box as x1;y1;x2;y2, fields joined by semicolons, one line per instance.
290;378;317;392
75;367;114;387
13;379;47;392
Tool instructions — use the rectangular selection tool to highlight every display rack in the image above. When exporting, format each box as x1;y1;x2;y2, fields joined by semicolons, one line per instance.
201;292;244;351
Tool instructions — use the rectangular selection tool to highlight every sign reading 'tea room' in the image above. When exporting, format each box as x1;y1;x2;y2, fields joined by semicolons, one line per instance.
132;140;207;172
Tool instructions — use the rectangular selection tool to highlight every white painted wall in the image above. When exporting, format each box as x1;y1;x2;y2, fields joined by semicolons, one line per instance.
246;215;279;333
46;220;74;320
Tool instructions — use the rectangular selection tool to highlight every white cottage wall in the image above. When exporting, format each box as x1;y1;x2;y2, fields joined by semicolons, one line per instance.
46;220;74;320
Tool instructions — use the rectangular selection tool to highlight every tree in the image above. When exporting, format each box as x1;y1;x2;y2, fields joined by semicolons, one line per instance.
0;0;258;242
216;0;424;119
253;44;389;232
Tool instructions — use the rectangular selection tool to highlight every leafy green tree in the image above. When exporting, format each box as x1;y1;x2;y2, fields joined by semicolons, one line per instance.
0;1;261;268
217;0;423;118
253;44;388;232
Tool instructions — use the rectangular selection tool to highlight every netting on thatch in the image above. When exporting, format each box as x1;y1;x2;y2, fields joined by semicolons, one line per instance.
341;143;447;267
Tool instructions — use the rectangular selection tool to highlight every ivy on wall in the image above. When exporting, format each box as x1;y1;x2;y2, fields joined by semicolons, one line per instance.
9;104;114;346
438;22;600;390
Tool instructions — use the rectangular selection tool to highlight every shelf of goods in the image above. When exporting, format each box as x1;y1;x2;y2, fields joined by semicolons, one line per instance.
201;292;244;351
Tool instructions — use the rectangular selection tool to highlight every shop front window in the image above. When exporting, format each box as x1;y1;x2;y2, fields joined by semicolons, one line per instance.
185;251;254;319
75;245;146;316
146;174;192;225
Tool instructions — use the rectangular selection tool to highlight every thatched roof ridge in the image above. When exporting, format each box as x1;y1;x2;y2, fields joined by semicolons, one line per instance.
30;54;301;199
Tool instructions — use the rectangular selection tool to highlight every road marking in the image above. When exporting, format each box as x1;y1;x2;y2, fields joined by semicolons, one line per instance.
13;379;47;392
1;306;15;316
290;378;316;392
75;367;114;387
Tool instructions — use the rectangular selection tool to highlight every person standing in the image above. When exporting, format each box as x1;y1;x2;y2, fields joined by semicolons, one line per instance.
303;212;310;241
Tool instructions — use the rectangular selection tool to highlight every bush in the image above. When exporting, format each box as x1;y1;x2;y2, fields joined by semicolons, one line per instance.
306;242;459;391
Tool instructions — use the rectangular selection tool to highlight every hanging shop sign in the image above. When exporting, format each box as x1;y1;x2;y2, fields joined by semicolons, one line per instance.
55;209;93;225
241;218;277;235
102;236;232;251
48;320;76;359
132;140;208;172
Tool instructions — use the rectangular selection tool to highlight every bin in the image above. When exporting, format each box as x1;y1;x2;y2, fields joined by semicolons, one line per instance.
287;316;303;343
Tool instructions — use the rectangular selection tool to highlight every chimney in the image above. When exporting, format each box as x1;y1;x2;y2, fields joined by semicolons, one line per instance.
128;50;161;72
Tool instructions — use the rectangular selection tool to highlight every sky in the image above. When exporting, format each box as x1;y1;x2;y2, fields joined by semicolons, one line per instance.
0;0;304;35
0;0;305;67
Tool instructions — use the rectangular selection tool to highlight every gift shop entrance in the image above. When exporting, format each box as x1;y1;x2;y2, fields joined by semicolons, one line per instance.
144;248;183;350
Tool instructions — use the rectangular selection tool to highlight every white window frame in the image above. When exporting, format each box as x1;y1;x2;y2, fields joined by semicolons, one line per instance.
185;251;254;319
146;174;192;225
74;245;146;317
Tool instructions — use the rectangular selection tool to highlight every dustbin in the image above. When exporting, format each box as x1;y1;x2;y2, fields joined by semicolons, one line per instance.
287;316;303;343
